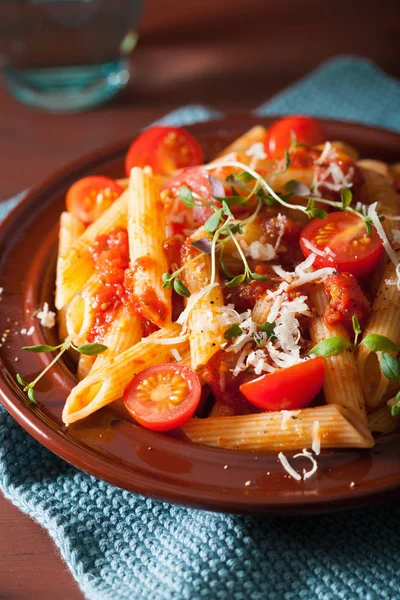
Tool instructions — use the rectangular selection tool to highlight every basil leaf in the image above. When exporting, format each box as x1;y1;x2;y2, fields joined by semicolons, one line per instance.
162;273;173;288
250;272;271;282
341;188;353;210
380;353;400;380
191;238;212;254
225;273;246;287
361;334;400;353
173;279;191;298
223;323;243;340
204;209;223;233
235;171;255;183
309;336;350;357
21;344;59;353
27;388;38;405
179;185;195;208
282;179;311;196
76;343;108;356
16;374;28;386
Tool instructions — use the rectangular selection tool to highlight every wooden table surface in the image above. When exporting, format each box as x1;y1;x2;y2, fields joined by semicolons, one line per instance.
0;0;399;597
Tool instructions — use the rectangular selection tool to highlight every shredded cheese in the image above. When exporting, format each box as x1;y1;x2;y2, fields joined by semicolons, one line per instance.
367;202;399;267
170;349;182;361
278;452;302;481
245;142;267;161
36;302;56;329
280;410;300;430
240;239;276;261
177;282;219;330
312;421;321;455
279;449;318;481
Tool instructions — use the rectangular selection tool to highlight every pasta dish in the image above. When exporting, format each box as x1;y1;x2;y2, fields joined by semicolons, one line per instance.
17;116;400;481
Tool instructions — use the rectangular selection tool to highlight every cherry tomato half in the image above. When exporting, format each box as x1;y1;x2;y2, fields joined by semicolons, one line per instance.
66;176;123;224
123;364;202;431
300;211;383;279
125;126;204;176
264;115;326;159
239;357;325;411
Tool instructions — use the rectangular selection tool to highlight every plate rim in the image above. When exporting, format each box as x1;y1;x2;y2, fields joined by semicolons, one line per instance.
1;113;400;516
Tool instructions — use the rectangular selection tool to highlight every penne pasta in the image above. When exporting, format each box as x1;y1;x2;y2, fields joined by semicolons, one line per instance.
310;286;367;421
368;403;400;434
182;404;374;451
62;323;189;425
217;126;267;157
77;354;96;380
56;190;128;310
65;274;103;346
127;167;171;328
91;306;142;372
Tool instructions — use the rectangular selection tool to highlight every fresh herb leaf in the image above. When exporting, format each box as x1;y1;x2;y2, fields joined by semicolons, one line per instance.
223;323;243;340
308;208;328;220
309;336;350;357
16;374;28;386
282;179;311;196
27;388;38;405
209;174;225;198
75;343;108;356
391;391;400;417
273;149;290;176
364;217;373;237
21;344;61;353
215;195;247;206
258;321;276;340
179;185;196;208
191;238;212;254
220;257;235;279
225;273;246;287
250;272;271;282
227;223;244;235
380;352;400;380
235;171;255;183
173;279;191;298
361;334;400;353
352;315;361;346
162;272;173;288
222;200;233;216
204;208;223;233
341;188;353;210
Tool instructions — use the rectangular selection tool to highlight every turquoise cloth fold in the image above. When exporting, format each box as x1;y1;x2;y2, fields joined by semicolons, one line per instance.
1;56;400;600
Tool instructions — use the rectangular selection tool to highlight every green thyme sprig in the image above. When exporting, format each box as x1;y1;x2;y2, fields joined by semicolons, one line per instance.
16;337;107;404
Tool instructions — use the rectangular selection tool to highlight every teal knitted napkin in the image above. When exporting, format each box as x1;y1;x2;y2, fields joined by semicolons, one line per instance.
1;56;400;600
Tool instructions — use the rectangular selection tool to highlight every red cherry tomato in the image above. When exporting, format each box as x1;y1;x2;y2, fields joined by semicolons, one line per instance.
125;126;204;176
66;176;123;224
161;167;214;235
300;211;383;279
123;364;201;431
264;115;326;159
239;357;325;411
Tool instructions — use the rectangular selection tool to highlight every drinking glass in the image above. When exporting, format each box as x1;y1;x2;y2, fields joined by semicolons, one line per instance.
0;0;143;112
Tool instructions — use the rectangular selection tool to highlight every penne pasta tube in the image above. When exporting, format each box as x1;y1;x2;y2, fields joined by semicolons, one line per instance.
56;191;128;310
310;286;367;421
56;212;85;339
65;274;103;346
77;354;96;380
182;404;374;451
62;323;189;425
91;307;142;372
357;159;390;179
217;126;267;157
314;141;359;161
356;260;400;408
127;166;171;328
368;403;400;434
252;294;271;325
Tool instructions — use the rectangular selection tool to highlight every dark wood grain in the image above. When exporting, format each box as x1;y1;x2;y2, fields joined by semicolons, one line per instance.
0;0;399;598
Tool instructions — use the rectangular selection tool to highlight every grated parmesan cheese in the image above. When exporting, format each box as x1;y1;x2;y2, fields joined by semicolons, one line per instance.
36;302;56;329
312;143;355;197
312;421;321;455
245;142;267;161
392;229;400;245
367;202;399;268
301;238;334;261
240;239;276;261
280;410;300;431
177;282;219;331
279;449;318;481
170;349;182;362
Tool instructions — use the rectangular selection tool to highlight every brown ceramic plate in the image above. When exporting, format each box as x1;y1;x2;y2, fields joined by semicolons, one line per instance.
1;114;400;516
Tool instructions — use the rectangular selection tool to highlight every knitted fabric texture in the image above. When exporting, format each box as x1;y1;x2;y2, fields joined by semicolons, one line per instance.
1;56;400;600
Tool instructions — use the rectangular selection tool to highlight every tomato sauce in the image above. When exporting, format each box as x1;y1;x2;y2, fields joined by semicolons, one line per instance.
323;272;370;330
125;257;168;326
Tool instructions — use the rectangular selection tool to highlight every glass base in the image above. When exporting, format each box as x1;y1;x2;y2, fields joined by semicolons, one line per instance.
3;59;130;113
